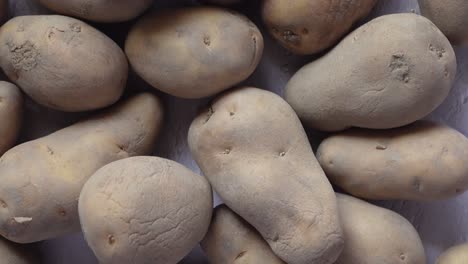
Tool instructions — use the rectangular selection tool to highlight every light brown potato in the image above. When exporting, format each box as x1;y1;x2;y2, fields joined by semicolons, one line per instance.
437;243;468;264
285;13;456;131
125;7;263;99
262;0;376;55
38;0;153;22
189;87;343;264
202;204;285;264
0;15;128;112
0;93;163;243
317;121;468;201
419;0;468;45
336;193;426;264
0;237;38;264
0;82;23;156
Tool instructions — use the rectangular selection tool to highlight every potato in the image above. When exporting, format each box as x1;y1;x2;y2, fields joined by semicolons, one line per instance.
0;237;38;264
38;0;153;22
0;82;23;156
317;121;468;201
419;0;468;45
437;243;468;264
125;7;263;99
0;93;163;243
79;156;213;264
0;15;128;112
262;0;376;55
202;204;285;264
285;13;456;131
189;87;343;264
336;193;426;264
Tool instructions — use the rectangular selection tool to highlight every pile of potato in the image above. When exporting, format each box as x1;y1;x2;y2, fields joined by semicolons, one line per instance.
0;0;466;263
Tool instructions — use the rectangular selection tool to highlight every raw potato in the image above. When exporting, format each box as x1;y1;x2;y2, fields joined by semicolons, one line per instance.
0;237;38;264
125;7;263;99
437;243;468;264
189;87;343;264
38;0;153;22
79;156;213;264
0;82;23;156
0;93;163;243
202;204;285;264
419;0;468;45
285;13;456;131
262;0;376;55
0;15;128;112
336;193;426;264
317;121;468;201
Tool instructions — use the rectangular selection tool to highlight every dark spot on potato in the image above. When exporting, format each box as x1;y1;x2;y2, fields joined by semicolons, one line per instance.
444;66;450;78
328;159;334;166
223;148;231;155
302;28;309;34
279;151;286;157
203;36;211;46
57;207;67;217
412;177;423;192
400;253;406;260
0;199;7;208
272;234;279;242
389;54;410;83
376;144;387;150
69;23;82;33
229;111;235;116
204;107;214;124
107;234;116;245
235;251;247;260
282;30;301;44
46;146;54;155
8;41;39;71
429;44;445;58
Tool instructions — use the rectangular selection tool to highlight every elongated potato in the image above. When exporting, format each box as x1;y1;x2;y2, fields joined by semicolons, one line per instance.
317;121;468;201
0;93;163;243
79;157;212;264
0;15;128;112
202;204;285;264
0;82;23;156
437;243;468;264
285;13;456;131
125;7;263;99
189;87;343;264
0;237;38;264
262;0;376;55
336;193;426;264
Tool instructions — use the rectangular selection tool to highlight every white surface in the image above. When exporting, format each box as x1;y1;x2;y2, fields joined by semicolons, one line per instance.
6;0;468;263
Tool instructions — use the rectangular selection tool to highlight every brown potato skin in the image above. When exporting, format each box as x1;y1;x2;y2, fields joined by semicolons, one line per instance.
0;15;128;112
0;82;23;156
202;204;285;264
437;243;468;264
125;7;263;99
189;87;343;264
0;237;39;264
336;193;426;264
262;0;376;55
79;157;212;264
317;121;468;201
0;93;163;243
285;13;456;131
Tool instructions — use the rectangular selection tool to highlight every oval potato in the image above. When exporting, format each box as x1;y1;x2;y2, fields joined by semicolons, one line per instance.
0;237;38;264
0;82;23;156
437;243;468;264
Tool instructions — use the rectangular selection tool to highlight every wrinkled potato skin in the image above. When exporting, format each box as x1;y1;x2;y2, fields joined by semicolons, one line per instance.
38;0;153;22
79;157;212;264
336;194;426;264
419;0;468;45
437;243;468;264
0;82;23;156
262;0;376;55
0;237;38;264
285;14;456;131
0;93;163;243
0;15;128;112
125;7;263;99
189;87;343;264
317;121;468;201
202;204;285;264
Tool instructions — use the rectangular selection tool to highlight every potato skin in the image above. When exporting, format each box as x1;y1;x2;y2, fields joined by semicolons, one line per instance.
437;243;468;264
336;193;426;264
0;237;38;264
125;7;263;99
79;156;213;264
0;93;163;243
189;87;343;264
262;0;376;55
0;15;128;112
317;121;468;201
285;13;456;131
201;205;285;264
0;82;23;156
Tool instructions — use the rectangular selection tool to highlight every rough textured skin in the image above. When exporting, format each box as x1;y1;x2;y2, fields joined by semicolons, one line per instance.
262;0;376;55
38;0;153;22
0;93;163;243
0;81;23;156
79;157;213;264
336;194;426;264
0;15;128;112
201;205;285;264
419;0;468;45
436;243;468;264
317;121;468;201
188;87;343;264
0;237;38;264
125;7;263;99
285;13;456;131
